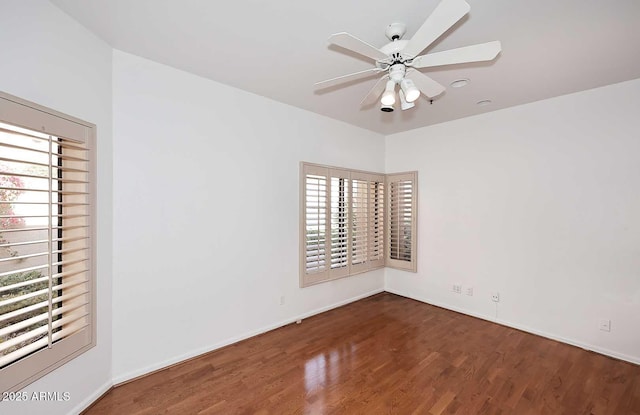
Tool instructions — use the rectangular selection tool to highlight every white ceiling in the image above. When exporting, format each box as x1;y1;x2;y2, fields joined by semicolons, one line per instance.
51;0;640;135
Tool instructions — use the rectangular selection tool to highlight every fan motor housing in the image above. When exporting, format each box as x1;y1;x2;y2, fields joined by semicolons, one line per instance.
389;64;406;83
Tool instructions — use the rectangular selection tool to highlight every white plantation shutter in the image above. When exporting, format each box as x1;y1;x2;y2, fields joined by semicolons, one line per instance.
386;172;417;272
0;92;95;393
350;176;368;273
329;170;350;279
368;177;385;268
304;172;327;273
302;164;328;285
300;164;388;286
349;172;385;274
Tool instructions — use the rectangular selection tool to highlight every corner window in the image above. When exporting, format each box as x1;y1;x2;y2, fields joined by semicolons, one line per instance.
300;162;416;287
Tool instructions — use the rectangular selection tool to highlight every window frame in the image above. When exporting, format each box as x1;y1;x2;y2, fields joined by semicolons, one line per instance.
0;91;96;393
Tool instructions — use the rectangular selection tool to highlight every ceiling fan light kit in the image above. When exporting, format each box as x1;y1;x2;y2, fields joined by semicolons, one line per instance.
381;80;397;106
399;90;415;111
400;78;420;103
315;0;502;114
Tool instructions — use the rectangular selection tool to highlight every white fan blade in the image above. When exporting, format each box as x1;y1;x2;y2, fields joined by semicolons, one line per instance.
315;68;383;89
402;0;471;59
329;32;389;61
406;70;445;98
412;41;501;68
360;76;389;107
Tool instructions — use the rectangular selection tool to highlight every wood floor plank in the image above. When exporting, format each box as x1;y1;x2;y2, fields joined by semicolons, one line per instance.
84;293;640;415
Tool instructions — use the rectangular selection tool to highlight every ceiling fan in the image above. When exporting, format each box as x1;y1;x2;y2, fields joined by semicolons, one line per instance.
315;0;501;112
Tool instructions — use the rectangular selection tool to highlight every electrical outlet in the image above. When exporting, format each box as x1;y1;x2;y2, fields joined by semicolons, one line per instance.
280;295;285;306
491;292;500;302
466;287;473;296
453;284;462;294
599;319;611;332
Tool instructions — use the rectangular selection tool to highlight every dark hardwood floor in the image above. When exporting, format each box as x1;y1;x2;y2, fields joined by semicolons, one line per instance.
85;293;640;414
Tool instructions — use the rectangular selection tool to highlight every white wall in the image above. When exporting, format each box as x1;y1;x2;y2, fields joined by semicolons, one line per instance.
385;78;640;363
0;1;113;414
112;50;385;382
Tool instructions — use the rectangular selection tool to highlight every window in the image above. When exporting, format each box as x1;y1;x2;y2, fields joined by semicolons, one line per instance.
300;163;415;287
0;92;95;393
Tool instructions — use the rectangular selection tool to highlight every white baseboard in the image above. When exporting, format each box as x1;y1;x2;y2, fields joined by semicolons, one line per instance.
112;288;385;385
69;380;112;415
385;288;640;366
